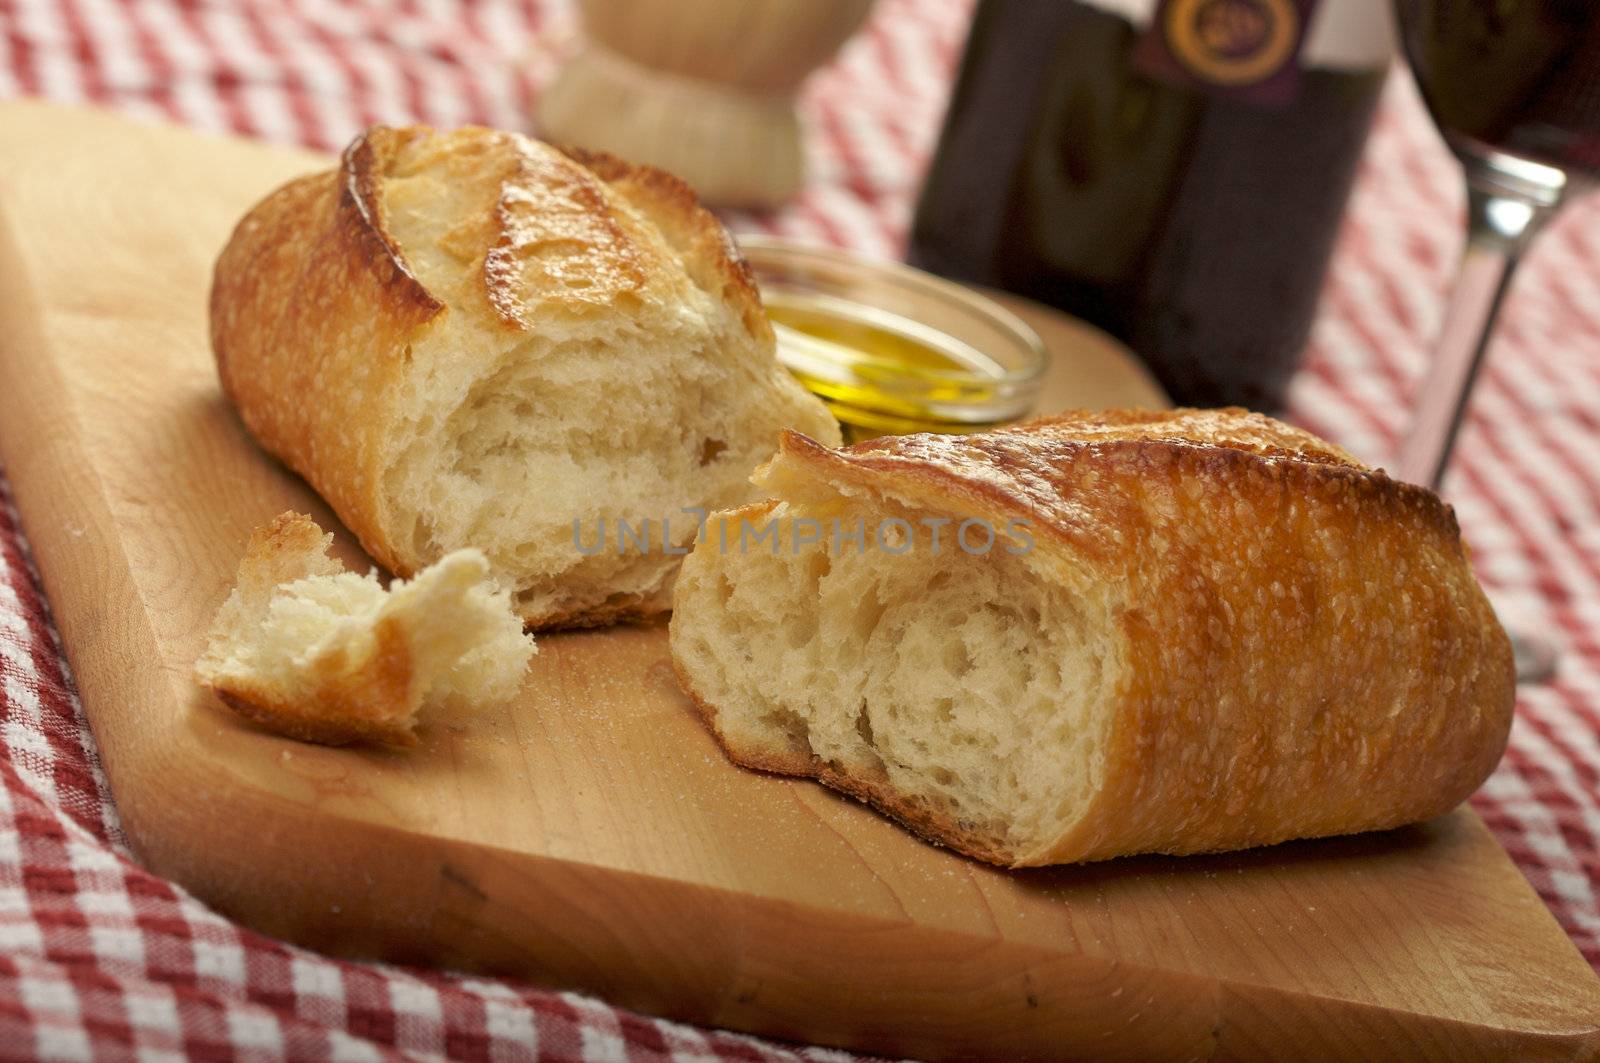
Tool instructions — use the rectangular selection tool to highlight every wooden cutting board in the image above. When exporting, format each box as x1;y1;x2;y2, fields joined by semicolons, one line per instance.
0;100;1595;1062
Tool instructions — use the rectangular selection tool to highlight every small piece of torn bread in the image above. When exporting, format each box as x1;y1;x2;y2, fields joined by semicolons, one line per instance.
196;512;536;746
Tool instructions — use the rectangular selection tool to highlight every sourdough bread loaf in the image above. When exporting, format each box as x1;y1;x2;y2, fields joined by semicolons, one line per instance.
668;408;1515;866
211;126;839;630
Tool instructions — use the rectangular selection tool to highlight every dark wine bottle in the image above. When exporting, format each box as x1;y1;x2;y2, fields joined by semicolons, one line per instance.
907;0;1391;411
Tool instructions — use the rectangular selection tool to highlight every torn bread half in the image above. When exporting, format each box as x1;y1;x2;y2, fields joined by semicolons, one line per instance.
668;408;1515;866
196;512;536;746
210;126;840;631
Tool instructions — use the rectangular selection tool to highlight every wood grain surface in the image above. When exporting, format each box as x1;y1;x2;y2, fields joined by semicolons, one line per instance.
0;100;1595;1061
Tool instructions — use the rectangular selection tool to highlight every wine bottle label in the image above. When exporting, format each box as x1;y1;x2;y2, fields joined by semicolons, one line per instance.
1071;0;1391;104
1134;0;1322;105
1078;0;1392;66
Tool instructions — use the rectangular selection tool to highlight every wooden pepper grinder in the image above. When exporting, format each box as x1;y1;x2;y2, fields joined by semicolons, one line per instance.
536;0;876;209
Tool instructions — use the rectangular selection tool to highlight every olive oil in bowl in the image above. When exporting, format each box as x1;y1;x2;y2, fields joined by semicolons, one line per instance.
741;237;1048;442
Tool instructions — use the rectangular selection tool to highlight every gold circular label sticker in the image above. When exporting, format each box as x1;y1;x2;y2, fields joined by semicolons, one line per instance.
1163;0;1301;87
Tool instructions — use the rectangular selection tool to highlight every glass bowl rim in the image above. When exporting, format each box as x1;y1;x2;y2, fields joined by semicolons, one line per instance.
736;234;1050;391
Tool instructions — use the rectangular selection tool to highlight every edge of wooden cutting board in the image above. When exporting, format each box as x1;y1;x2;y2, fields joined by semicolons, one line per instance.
0;100;1596;1061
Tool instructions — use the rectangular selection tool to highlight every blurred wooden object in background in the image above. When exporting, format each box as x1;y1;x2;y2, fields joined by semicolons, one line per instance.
536;0;876;208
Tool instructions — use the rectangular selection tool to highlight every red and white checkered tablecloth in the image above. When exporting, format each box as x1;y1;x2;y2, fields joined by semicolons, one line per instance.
0;0;1597;1058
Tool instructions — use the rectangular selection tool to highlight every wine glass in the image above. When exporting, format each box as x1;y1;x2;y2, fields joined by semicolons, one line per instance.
1391;1;1600;682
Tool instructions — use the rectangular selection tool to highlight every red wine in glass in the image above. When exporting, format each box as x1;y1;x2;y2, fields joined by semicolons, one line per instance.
1392;0;1600;680
1397;1;1600;178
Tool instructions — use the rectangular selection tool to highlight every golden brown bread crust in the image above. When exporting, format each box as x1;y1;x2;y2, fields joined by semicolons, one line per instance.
211;126;786;629
211;615;419;748
211;131;444;585
688;408;1515;866
558;146;771;340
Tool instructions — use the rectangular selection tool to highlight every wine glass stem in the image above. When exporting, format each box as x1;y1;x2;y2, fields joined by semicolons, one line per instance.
1396;177;1560;489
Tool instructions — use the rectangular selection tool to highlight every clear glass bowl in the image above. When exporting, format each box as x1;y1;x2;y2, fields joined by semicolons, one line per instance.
738;236;1049;439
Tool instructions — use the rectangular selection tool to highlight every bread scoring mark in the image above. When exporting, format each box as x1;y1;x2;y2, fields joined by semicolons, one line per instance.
1021;406;1364;468
560;145;772;341
339;128;447;318
483;139;646;329
775;409;1465;564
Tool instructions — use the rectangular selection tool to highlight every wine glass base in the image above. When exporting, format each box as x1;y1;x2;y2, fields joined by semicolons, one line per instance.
1508;627;1560;685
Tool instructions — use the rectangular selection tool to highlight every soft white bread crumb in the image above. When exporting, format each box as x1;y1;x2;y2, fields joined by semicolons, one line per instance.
669;497;1089;864
196;512;535;746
